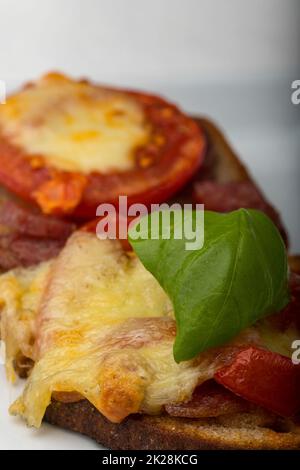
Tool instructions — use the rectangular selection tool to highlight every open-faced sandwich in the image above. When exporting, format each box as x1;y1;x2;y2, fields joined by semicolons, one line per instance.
0;74;299;450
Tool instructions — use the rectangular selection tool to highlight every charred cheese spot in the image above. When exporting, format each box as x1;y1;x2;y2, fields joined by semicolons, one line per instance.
0;73;150;174
97;352;149;422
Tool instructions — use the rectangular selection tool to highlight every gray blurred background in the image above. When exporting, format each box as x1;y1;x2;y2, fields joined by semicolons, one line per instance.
0;0;299;250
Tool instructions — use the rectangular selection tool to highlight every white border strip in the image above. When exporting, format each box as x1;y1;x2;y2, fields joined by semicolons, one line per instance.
0;80;6;104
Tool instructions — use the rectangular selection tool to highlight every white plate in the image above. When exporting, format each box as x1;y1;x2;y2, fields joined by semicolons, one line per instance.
0;80;299;450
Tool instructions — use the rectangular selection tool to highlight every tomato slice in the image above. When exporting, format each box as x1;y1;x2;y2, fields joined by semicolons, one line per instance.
214;347;300;417
0;73;205;218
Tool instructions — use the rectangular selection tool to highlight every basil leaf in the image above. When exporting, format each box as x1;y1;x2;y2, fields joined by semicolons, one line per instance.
128;209;289;362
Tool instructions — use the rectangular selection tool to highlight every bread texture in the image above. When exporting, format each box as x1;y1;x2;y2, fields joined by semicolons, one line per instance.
45;400;300;450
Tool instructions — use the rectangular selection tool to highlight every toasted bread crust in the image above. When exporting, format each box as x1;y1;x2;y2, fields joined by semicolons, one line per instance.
45;400;300;450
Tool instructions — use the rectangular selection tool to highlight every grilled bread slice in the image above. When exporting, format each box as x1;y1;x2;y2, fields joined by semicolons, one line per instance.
45;399;300;450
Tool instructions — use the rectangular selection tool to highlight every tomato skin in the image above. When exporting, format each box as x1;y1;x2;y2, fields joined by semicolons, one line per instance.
214;347;300;417
0;85;206;218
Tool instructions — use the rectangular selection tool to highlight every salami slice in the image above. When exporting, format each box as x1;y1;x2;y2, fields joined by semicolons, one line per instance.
0;233;65;270
0;200;75;270
0;200;74;239
193;180;287;242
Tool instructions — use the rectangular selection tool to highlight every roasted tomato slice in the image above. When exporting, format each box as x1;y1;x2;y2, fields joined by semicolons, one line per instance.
214;347;300;418
0;73;205;217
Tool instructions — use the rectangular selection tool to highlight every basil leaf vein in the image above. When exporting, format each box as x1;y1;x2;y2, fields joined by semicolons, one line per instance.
128;209;289;362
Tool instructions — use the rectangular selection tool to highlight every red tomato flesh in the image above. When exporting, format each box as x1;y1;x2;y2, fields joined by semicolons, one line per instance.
0;77;206;218
214;347;300;417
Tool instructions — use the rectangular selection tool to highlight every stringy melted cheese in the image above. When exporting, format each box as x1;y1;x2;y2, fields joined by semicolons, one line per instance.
0;73;149;173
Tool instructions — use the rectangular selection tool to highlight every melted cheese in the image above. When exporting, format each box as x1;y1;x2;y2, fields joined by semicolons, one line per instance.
0;73;149;173
0;231;297;428
0;261;52;381
2;232;218;427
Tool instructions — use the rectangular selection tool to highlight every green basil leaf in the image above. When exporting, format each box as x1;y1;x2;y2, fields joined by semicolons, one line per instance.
128;209;289;362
